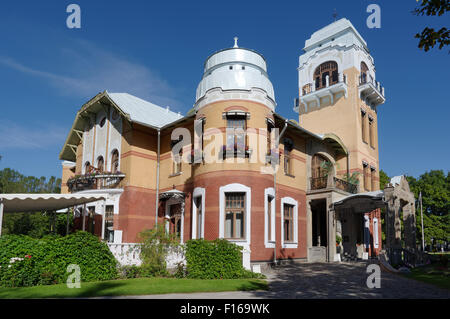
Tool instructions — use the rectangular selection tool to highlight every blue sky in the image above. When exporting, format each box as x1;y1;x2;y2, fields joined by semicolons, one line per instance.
0;0;448;180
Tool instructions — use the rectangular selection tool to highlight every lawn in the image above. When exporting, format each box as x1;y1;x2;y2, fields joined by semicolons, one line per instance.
403;263;450;290
0;277;268;299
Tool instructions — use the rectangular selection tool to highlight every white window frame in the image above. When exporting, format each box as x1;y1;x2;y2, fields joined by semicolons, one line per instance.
264;188;275;248
192;187;205;239
219;183;251;250
280;196;298;249
373;217;379;249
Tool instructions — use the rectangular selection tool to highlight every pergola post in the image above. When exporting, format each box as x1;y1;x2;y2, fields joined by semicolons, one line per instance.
82;203;87;231
101;200;106;240
0;200;4;237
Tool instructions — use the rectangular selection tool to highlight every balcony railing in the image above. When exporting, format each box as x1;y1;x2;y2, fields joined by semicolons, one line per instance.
309;176;357;194
359;74;384;97
333;177;358;194
310;176;328;190
67;172;125;193
301;72;347;96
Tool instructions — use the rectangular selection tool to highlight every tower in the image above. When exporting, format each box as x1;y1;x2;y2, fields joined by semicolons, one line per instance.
294;18;385;192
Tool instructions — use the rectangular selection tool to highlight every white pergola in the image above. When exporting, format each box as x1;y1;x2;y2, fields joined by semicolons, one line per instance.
0;193;108;236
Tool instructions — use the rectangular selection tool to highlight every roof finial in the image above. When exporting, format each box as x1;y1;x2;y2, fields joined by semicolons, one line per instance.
233;36;239;48
332;8;338;21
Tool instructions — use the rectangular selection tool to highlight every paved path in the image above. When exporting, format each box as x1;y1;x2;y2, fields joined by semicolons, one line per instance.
102;262;449;299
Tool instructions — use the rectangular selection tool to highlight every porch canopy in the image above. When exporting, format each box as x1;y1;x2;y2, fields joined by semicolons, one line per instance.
332;190;386;213
0;193;107;236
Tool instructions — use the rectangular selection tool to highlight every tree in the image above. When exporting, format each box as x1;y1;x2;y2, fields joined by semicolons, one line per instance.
413;0;450;51
0;168;64;237
379;169;390;190
407;170;450;216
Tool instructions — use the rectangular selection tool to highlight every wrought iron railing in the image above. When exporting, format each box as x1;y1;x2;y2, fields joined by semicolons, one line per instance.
301;72;347;96
334;177;358;194
310;176;328;190
67;173;125;192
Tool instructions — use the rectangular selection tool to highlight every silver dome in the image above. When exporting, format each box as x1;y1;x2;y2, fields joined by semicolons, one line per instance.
195;46;276;105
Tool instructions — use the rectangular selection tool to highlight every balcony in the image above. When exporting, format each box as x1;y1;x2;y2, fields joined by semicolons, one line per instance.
67;172;125;193
295;73;348;113
358;74;385;107
310;176;358;194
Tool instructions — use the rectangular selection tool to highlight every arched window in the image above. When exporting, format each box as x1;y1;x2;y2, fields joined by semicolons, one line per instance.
311;154;332;189
314;61;338;90
360;62;369;84
84;161;91;174
111;150;119;173
97;156;104;173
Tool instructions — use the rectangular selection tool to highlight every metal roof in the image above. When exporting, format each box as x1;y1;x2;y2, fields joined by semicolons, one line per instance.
108;93;182;129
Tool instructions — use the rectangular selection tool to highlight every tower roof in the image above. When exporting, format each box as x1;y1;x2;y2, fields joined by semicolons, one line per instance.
303;18;368;52
196;39;275;106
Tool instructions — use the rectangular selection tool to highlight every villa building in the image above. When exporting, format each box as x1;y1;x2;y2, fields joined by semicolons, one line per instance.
59;18;388;267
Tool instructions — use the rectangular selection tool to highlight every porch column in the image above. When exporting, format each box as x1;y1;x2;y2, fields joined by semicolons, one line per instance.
101;200;106;240
180;200;185;243
82;203;87;231
306;200;312;261
0;200;4;237
326;196;336;262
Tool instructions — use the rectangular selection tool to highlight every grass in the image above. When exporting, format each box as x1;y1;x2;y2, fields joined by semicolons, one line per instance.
403;263;450;290
0;277;268;299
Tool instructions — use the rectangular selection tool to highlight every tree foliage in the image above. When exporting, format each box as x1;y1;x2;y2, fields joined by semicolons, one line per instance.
0;168;61;194
379;169;391;190
0;168;64;237
407;170;450;216
413;0;450;51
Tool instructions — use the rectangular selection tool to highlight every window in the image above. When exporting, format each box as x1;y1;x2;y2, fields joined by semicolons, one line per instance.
369;117;375;148
195;197;202;238
283;139;294;176
172;136;183;174
280;197;298;248
266;119;274;155
97;156;104;173
224;193;245;239
361;110;367;143
99;117;106;128
311;154;331;189
192;187;205;239
84;161;91;174
361;62;369;84
226;115;246;155
371;167;377;191
363;162;370;191
373;218;379;249
283;204;294;242
314;61;338;90
111;150;119;173
104;205;114;242
264;188;275;248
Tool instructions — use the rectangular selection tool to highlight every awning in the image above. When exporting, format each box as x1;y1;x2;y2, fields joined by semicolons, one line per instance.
159;189;186;200
332;190;385;214
0;193;107;213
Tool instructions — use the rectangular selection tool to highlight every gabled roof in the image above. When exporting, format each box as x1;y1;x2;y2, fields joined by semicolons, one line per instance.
59;91;182;162
108;93;182;128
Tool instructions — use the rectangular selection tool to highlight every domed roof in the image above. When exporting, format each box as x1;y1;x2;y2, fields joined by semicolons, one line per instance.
195;38;275;106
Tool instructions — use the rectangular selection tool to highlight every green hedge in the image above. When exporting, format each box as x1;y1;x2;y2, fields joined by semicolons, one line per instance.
0;231;117;287
185;239;261;279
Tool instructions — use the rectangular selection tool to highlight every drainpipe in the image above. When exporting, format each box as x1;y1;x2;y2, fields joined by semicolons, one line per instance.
155;129;161;226
273;119;288;265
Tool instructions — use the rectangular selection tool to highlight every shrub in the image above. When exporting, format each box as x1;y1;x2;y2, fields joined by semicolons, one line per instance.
185;239;262;279
138;225;180;277
0;231;117;287
118;265;141;279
